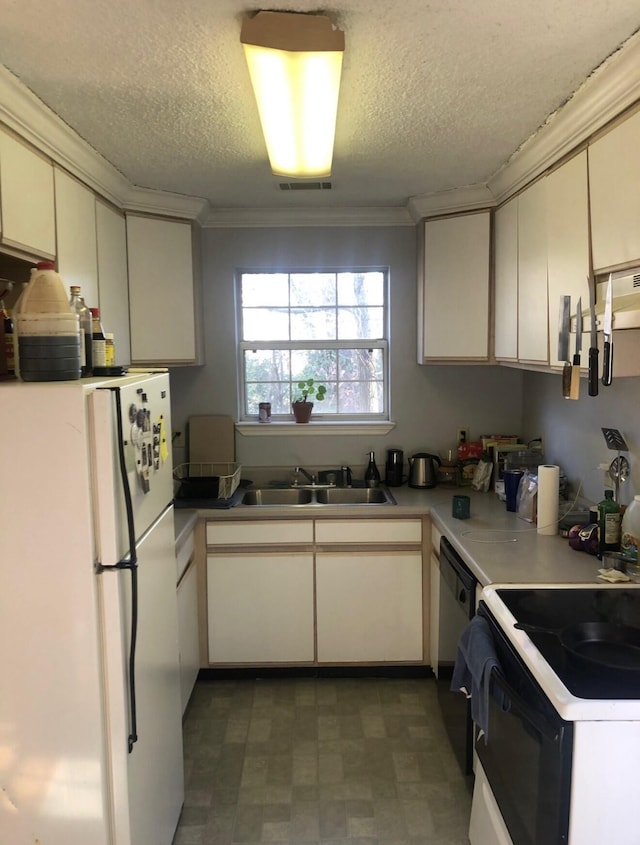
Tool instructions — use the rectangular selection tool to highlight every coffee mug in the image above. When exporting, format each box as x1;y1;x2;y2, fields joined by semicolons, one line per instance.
504;469;524;512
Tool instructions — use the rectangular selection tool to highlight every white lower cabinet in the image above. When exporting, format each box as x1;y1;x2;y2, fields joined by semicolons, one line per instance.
207;552;314;663
176;558;200;714
316;551;423;663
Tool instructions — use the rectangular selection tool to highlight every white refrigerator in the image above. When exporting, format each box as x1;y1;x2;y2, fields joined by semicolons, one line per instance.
0;371;184;845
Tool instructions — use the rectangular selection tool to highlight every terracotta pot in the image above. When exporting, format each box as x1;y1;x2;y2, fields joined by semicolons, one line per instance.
292;401;313;423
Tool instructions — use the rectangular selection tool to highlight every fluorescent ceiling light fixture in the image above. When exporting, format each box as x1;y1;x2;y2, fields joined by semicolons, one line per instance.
241;11;345;178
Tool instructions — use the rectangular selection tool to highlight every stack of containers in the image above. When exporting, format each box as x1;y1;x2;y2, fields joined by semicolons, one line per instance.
15;261;81;381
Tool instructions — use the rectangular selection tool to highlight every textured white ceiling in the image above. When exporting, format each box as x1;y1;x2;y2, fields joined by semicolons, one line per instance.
0;0;639;211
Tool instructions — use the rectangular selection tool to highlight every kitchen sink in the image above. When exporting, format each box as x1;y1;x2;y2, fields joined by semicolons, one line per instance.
242;488;314;506
241;486;396;507
315;487;395;505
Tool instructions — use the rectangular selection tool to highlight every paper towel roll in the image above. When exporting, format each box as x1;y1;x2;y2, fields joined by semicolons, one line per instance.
537;464;560;535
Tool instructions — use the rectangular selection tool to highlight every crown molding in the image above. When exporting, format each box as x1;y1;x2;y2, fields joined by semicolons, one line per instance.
488;30;640;204
122;186;210;222
201;204;414;228
407;185;495;221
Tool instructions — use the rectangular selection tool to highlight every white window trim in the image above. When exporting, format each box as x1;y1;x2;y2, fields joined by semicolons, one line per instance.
236;420;396;437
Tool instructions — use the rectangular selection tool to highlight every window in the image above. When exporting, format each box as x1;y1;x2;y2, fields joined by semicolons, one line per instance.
237;269;389;420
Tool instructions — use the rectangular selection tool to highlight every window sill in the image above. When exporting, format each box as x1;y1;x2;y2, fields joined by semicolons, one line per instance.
236;421;396;437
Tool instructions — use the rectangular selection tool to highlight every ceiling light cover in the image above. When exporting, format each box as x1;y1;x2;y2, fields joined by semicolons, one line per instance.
241;11;345;179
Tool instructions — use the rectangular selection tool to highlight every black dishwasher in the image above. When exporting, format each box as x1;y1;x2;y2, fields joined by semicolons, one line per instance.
436;536;477;779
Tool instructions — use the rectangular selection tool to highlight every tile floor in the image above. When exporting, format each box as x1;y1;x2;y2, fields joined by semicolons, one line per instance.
172;676;471;845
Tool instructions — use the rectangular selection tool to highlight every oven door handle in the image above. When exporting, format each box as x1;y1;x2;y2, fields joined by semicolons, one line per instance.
488;667;563;746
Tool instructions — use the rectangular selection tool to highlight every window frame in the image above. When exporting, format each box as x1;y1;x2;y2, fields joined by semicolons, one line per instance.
236;266;390;423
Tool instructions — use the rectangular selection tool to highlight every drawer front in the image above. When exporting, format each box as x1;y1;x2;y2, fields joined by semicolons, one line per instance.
315;518;422;545
206;520;314;546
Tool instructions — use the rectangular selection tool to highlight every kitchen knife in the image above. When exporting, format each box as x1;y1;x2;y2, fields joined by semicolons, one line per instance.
558;295;572;398
587;275;599;396
569;297;582;400
602;273;613;386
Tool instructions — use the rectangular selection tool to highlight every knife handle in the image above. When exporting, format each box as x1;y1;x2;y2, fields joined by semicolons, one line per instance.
588;347;599;396
562;361;572;399
602;341;613;386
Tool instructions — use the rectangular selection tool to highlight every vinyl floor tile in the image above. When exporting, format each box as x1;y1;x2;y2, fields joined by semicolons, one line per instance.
173;677;471;845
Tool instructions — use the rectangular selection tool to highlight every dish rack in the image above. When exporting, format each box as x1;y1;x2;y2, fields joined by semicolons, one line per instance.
173;462;242;501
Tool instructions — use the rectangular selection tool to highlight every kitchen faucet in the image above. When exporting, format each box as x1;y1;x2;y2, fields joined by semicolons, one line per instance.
293;466;316;485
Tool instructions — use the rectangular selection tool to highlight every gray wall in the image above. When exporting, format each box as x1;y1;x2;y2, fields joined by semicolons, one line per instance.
521;369;639;506
169;225;525;472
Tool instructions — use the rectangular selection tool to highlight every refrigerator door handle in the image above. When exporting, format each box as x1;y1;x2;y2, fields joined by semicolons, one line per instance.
96;387;139;752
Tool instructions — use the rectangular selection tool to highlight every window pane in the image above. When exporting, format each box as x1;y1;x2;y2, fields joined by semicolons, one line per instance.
337;272;384;306
242;307;290;340
337;307;384;339
291;307;337;340
291;349;337;384
242;273;289;307
338;348;384;381
290;273;336;307
338;380;383;414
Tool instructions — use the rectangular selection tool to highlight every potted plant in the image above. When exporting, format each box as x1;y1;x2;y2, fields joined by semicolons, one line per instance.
292;378;327;423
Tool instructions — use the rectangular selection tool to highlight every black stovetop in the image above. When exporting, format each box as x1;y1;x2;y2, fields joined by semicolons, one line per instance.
495;588;640;699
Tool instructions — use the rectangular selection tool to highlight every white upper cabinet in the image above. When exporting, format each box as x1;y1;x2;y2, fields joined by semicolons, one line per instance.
493;197;519;361
54;167;99;308
546;151;590;369
589;108;640;272
0;130;55;259
419;211;491;361
96;200;130;365
517;178;548;364
127;214;202;365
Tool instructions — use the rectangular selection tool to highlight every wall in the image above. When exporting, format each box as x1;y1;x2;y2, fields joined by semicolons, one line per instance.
522;369;639;506
169;225;525;472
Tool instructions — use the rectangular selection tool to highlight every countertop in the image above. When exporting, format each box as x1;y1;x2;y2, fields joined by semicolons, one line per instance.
175;484;604;587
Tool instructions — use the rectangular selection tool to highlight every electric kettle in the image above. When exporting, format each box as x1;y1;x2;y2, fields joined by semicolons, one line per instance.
408;452;441;488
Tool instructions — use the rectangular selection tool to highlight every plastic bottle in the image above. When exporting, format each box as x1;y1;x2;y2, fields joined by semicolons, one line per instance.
90;307;107;368
621;496;640;563
69;286;93;376
105;332;115;367
365;451;381;488
597;489;621;556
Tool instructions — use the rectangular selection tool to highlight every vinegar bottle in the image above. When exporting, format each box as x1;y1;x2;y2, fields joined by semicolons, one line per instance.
69;286;93;376
365;451;381;488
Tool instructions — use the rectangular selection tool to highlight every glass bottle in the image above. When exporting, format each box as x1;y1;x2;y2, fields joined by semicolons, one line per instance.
69;286;93;376
90;307;107;368
365;451;381;488
598;489;621;556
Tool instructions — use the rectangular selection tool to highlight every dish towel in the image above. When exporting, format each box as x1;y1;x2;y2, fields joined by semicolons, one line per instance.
450;615;508;742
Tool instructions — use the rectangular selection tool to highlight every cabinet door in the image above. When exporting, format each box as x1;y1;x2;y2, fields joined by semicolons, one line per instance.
589;109;640;272
421;211;491;360
316;551;423;662
177;557;199;714
54;167;99;308
546;152;590;369
207;553;314;663
493;197;518;361
96;200;131;365
315;518;421;544
517;178;548;364
0;130;55;259
127;214;200;364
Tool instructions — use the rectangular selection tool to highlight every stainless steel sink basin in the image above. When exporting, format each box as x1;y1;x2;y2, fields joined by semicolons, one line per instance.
242;488;314;506
241;486;396;506
315;487;395;505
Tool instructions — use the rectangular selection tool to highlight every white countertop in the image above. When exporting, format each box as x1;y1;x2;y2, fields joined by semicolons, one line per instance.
178;483;603;587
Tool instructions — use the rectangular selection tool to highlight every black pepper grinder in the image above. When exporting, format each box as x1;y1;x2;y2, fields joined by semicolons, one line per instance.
364;451;381;488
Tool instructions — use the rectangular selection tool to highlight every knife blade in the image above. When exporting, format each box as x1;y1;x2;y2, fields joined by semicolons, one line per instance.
558;295;572;398
602;273;613;386
569;297;582;400
587;275;599;396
